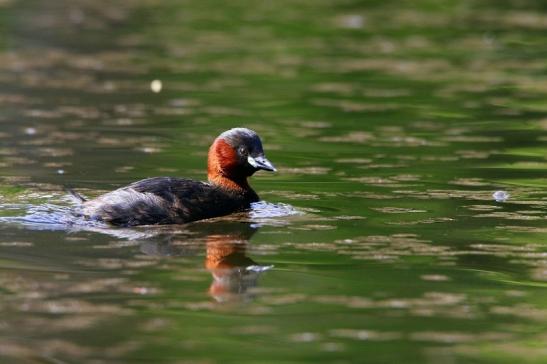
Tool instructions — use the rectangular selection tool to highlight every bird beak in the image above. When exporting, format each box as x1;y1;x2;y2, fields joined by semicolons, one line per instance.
248;155;276;172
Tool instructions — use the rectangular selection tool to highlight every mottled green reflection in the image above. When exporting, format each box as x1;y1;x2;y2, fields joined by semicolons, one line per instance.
0;0;546;363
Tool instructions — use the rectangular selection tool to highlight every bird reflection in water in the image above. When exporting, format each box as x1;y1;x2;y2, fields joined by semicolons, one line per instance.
139;220;272;303
2;203;282;302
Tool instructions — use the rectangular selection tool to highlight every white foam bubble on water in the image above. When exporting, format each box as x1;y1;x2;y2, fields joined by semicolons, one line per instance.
492;190;509;202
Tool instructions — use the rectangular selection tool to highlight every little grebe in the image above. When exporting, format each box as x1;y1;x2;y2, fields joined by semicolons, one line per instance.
76;128;276;226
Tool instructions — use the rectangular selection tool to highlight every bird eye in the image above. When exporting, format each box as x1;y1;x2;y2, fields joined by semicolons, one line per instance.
238;146;247;155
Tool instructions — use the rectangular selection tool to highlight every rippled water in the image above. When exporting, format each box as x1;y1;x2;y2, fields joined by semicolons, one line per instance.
0;0;546;363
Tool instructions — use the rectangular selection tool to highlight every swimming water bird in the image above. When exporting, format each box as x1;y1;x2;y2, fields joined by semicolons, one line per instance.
75;128;276;226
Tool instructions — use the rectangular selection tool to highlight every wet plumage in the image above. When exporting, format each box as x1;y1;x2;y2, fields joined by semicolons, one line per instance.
77;128;275;226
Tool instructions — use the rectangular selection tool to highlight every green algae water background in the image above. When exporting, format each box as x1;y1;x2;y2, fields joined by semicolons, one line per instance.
0;0;546;363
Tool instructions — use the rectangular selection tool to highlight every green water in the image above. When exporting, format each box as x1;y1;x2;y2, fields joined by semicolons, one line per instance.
0;0;546;363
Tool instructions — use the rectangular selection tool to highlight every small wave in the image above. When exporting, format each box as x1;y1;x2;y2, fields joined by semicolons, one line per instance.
0;200;301;234
244;201;303;228
0;203;105;231
250;201;302;218
246;264;274;273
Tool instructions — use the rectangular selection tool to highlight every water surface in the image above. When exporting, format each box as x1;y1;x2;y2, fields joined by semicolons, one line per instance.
0;0;546;363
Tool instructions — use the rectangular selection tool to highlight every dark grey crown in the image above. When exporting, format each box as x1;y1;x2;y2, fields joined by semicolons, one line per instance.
219;128;264;154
